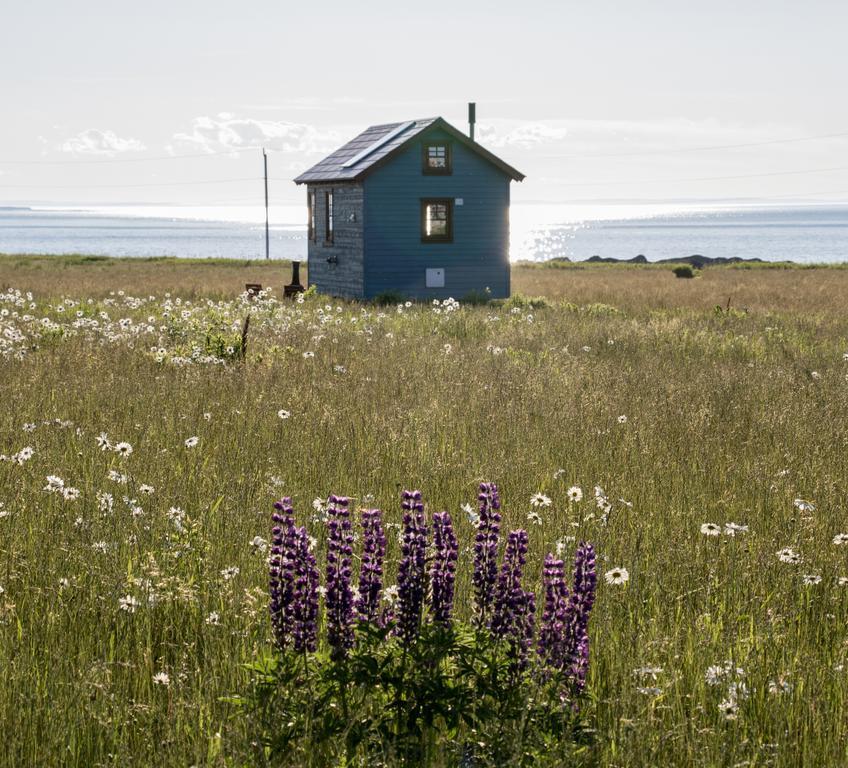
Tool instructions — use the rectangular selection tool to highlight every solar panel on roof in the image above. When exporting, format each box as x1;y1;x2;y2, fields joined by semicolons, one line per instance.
341;121;416;168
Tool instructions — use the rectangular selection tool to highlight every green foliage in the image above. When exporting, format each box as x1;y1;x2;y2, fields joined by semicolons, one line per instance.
461;287;493;306
235;622;588;767
372;290;407;306
672;264;697;279
501;293;551;310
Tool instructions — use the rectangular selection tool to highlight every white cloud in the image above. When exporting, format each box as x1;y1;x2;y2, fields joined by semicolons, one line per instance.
477;122;568;149
170;114;341;155
60;129;146;155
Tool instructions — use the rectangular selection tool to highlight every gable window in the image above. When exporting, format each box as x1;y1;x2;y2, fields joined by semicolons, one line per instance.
308;190;316;242
422;142;451;175
421;199;453;243
324;190;334;245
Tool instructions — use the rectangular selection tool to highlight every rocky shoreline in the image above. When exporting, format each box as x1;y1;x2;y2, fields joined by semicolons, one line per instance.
581;254;768;267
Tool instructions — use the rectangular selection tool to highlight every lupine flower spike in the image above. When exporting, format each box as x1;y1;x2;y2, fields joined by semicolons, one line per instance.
357;508;387;626
492;529;536;670
537;554;568;671
397;490;428;645
431;511;459;625
472;482;501;626
269;498;297;650
325;495;355;659
561;542;597;693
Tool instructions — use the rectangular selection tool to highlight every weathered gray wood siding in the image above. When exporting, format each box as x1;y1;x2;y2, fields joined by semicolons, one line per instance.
362;126;511;300
306;182;365;299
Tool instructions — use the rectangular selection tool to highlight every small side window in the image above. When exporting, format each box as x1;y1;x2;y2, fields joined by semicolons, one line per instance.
325;190;334;245
422;143;451;175
308;190;316;243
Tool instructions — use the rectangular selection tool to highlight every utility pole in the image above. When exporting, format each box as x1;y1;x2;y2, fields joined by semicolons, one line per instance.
263;148;270;260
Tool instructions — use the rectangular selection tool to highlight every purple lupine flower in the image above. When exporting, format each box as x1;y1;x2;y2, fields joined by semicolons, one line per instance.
357;508;387;626
537;554;569;669
397;490;428;645
431;511;459;625
269;498;297;650
491;529;529;638
491;529;536;670
561;542;597;693
472;482;501;626
325;495;355;659
290;525;319;652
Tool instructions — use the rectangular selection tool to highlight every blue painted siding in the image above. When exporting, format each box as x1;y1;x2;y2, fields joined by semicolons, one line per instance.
362;127;512;300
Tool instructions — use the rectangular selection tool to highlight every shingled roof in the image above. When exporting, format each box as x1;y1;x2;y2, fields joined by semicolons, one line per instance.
294;117;524;184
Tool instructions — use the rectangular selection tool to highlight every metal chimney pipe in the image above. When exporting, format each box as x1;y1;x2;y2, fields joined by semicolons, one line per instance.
468;102;476;142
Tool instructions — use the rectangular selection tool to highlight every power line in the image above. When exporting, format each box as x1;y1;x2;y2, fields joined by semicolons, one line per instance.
0;148;266;166
539;130;848;159
0;177;259;190
541;164;848;188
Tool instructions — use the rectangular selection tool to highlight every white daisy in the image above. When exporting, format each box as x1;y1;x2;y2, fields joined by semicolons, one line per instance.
108;469;128;484
277;409;291;420
220;566;240;580
604;567;630;585
382;585;399;605
152;672;170;687
723;522;749;536
119;595;140;613
802;574;822;586
567;486;583;503
114;442;133;457
530;492;552;508
777;547;802;564
700;523;721;536
184;436;199;448
718;698;738;720
793;498;816;513
13;446;34;464
44;475;65;493
832;533;848;546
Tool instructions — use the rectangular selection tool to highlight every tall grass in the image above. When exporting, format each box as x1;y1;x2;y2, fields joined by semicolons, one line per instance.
1;260;848;766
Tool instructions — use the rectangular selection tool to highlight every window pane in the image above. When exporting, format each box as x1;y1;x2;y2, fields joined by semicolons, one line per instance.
427;145;447;168
425;203;449;237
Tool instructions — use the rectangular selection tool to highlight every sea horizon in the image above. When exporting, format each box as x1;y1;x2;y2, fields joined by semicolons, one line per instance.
2;200;847;264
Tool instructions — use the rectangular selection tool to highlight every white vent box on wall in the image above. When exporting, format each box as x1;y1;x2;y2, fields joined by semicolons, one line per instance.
425;268;445;288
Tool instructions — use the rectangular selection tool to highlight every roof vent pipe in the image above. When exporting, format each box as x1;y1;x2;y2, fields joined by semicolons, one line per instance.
468;102;476;142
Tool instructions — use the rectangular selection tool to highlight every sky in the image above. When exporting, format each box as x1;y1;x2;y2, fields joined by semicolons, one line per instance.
1;0;847;209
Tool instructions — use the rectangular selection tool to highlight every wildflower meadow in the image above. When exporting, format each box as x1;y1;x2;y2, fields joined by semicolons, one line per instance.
2;255;848;766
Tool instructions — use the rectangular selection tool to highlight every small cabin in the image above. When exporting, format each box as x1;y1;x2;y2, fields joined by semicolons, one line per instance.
294;108;524;300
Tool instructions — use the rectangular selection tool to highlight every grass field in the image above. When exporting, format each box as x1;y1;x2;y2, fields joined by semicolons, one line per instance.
2;255;848;766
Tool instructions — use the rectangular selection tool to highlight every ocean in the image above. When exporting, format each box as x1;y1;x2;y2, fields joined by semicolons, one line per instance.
1;203;847;264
